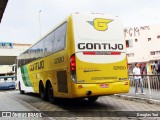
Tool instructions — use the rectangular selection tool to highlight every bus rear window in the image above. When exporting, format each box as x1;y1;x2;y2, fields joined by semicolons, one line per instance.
73;14;123;41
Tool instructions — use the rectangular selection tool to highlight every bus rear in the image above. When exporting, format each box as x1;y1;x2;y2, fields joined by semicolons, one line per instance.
70;13;129;98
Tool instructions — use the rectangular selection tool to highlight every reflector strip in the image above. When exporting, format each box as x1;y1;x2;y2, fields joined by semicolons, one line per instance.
110;52;121;55
83;51;121;55
83;52;96;55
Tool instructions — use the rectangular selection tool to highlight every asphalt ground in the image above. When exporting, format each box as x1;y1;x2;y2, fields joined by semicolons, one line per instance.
1;90;160;120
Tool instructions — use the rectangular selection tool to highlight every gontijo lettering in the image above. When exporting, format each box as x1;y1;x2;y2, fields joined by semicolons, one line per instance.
29;60;44;71
78;43;123;50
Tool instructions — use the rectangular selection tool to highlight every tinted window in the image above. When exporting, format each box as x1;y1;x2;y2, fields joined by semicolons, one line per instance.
54;22;67;52
17;22;67;67
37;40;44;58
44;31;54;56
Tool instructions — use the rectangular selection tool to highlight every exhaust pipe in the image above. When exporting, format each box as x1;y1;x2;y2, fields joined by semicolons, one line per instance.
86;91;92;96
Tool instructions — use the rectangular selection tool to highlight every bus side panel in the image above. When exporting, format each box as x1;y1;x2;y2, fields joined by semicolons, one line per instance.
53;16;75;98
16;16;75;98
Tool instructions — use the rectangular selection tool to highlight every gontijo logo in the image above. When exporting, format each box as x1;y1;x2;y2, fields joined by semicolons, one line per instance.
87;18;112;31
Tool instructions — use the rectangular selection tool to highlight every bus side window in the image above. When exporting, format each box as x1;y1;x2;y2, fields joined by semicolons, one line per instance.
54;22;67;52
44;31;54;56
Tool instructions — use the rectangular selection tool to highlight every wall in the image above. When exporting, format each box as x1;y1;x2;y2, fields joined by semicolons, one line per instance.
124;24;160;63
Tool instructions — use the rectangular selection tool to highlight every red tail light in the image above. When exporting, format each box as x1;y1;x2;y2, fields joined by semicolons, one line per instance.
70;54;76;71
70;54;76;82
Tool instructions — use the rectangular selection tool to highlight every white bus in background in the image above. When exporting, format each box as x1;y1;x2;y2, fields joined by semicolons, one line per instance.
0;64;16;90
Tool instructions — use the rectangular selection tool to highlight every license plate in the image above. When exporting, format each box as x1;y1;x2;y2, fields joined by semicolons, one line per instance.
100;84;109;88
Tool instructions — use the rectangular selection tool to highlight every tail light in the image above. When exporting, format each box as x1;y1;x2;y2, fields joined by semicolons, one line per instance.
70;54;76;82
70;55;76;71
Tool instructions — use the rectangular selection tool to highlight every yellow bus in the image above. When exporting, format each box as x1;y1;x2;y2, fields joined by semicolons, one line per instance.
17;13;129;103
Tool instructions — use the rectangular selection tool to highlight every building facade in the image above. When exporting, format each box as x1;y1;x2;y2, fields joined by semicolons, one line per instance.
125;24;160;63
0;42;31;75
124;24;160;74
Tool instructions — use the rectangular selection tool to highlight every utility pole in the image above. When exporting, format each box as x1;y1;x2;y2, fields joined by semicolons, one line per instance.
39;10;41;38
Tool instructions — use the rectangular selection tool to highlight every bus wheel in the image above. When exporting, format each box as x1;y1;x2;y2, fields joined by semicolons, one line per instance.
47;82;57;103
87;96;98;102
39;82;46;100
19;82;25;94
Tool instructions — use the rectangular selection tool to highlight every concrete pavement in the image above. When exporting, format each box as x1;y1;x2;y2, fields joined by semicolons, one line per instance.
1;90;160;119
0;91;51;120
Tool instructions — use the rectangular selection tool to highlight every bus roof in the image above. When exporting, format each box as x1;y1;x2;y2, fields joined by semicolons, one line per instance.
18;12;119;56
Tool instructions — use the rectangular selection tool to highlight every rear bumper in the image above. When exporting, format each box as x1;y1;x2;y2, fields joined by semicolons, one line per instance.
71;80;130;98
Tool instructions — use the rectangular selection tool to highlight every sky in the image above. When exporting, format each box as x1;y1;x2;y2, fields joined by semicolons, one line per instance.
0;0;160;44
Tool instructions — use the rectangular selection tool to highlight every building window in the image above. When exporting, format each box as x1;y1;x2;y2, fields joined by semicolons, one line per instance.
150;51;155;55
0;42;13;49
148;38;151;41
157;35;160;39
150;51;160;55
127;53;134;57
126;40;133;48
135;39;138;42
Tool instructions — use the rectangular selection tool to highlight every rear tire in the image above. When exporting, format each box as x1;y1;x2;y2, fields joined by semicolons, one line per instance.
47;82;57;103
87;96;98;102
19;82;25;94
39;82;47;100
